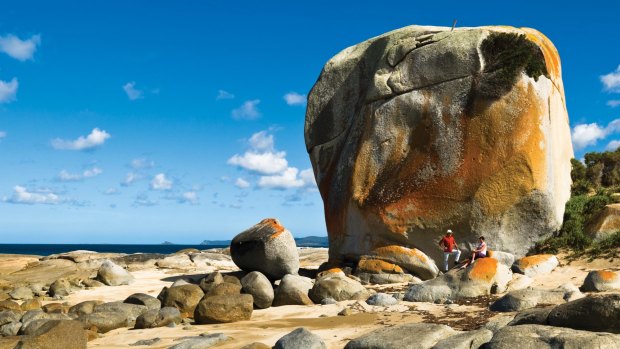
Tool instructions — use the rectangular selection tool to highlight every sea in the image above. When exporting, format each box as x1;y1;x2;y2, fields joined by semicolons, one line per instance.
0;244;228;256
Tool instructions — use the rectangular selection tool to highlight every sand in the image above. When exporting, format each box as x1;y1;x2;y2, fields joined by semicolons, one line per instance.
0;250;618;348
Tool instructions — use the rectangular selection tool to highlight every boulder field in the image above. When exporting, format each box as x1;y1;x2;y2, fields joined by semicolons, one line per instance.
304;24;573;270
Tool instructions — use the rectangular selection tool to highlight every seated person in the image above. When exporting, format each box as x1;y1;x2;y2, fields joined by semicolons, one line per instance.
470;236;487;263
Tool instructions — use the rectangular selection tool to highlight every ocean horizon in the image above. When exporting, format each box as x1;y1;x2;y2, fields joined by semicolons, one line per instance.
0;244;228;256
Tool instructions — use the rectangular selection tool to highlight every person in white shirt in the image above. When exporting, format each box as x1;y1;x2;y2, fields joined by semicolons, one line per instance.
470;236;487;264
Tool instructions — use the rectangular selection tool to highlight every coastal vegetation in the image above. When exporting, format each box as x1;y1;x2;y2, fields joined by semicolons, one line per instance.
534;148;620;258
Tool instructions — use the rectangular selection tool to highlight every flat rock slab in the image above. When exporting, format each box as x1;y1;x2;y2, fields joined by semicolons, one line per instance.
168;333;229;349
344;323;455;349
484;324;620;349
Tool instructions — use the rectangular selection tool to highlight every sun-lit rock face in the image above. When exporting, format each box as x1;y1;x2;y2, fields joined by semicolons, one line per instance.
305;25;573;270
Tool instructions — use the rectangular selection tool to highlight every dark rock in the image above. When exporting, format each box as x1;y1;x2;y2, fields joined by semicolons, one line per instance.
160;284;204;318
134;307;181;329
273;274;314;306
17;320;87;349
483;324;620;349
198;272;224;294
124;293;161;311
344;323;455;349
274;327;326;349
547;294;620;333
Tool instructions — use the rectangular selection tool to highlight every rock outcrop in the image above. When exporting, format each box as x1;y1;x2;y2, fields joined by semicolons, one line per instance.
304;25;573;268
230;218;300;280
512;254;559;277
97;260;134;286
404;257;511;302
585;203;620;241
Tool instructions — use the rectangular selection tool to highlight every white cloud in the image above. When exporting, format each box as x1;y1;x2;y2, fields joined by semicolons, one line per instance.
3;185;61;205
216;90;234;100
58;167;103;182
0;131;6;139
0;78;18;104
248;130;274;151
0;34;41;61
121;172;141;186
283;92;307;106
258;167;316;190
179;191;199;205
607;100;620;108
601;65;620;93
572;123;607;149
228;151;288;175
123;81;143;100
235;178;250;189
51;128;111;151
228;130;289;174
130;157;155;169
151;173;173;190
232;99;261;120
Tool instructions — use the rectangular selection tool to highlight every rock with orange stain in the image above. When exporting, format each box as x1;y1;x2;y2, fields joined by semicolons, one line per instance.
305;25;573;270
368;246;439;280
580;270;620;292
585;203;620;242
404;257;511;302
230;218;299;280
512;254;559;277
309;271;370;303
354;257;420;284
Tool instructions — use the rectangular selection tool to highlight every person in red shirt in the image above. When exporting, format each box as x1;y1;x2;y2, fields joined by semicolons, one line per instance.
439;229;461;272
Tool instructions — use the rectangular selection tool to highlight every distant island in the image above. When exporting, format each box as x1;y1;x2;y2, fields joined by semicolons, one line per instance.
161;241;175;245
200;236;329;248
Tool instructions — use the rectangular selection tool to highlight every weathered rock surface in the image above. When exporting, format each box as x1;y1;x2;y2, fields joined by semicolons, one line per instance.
274;327;326;349
68;300;103;317
547;294;620;333
273;274;314;306
305;25;572;268
93;302;148;326
124;293;161;311
159;284;204;318
155;254;194;269
97;260;134;286
194;294;253;324
508;306;555;326
585;203;620;241
9;286;33;301
362;246;439;280
198;272;224;294
204;282;242;298
17;320;87;349
230;218;300;279
432;329;493;349
484;324;620;349
20;299;42;311
490;286;577;312
366;293;398;306
309;270;369;303
77;311;129;333
168;333;229;349
404;258;511;302
49;278;72;297
580;270;620;292
0;321;20;336
344;323;455;349
512;254;559;277
134;307;181;329
241;271;274;309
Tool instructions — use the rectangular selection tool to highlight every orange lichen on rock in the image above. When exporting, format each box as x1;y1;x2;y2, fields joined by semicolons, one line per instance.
467;258;498;283
357;258;404;274
259;218;286;239
597;270;618;281
516;254;554;269
371;245;429;263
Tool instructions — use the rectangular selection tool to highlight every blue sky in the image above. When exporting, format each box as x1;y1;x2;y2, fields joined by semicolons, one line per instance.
1;1;619;243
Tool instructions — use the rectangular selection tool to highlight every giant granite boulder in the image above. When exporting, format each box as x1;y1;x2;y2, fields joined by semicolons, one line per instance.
230;218;300;280
304;25;573;268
